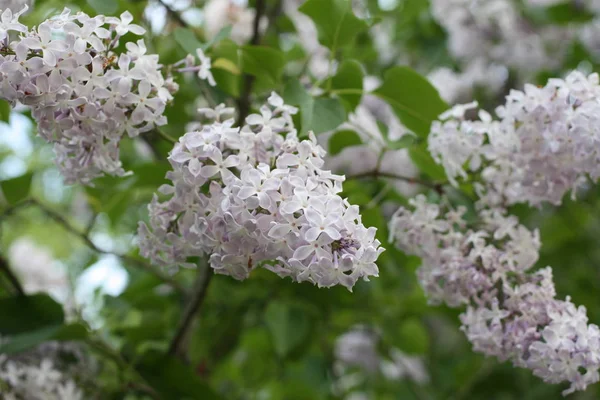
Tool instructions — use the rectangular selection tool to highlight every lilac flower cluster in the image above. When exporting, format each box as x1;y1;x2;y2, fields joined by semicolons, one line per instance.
390;196;600;395
0;355;83;400
0;8;186;184
429;71;600;207
138;94;384;290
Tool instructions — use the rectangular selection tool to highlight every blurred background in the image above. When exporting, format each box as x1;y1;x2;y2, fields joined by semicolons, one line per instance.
1;0;600;399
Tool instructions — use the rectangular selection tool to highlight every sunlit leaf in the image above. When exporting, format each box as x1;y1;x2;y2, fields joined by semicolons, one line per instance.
374;66;447;138
299;0;368;50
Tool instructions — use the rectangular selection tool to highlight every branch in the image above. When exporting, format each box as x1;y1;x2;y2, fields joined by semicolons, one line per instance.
157;0;188;28
0;254;24;296
236;0;268;125
0;198;186;294
168;263;213;360
347;171;446;194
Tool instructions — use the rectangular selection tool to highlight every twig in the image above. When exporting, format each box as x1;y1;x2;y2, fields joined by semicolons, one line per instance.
236;0;268;125
0;198;186;294
155;128;178;145
85;337;161;400
347;170;446;194
168;263;213;360
0;254;24;296
157;0;188;28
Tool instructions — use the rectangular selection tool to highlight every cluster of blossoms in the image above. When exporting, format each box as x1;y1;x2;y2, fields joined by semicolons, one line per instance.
138;94;384;290
428;59;508;104
334;327;429;385
0;7;179;183
0;347;85;400
203;0;267;45
426;0;600;102
429;70;600;207
390;195;600;395
8;237;70;305
430;0;569;74
0;7;214;184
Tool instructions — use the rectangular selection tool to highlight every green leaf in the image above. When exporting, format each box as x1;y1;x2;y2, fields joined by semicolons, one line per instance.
409;145;446;181
299;0;369;49
240;45;285;85
387;134;418;150
1;173;33;205
533;3;595;25
283;80;313;133
360;206;388;243
264;302;311;358
87;0;118;14
374;66;448;137
0;294;64;335
283;80;311;106
0;323;88;354
0;99;11;123
136;350;222;399
310;98;347;134
331;60;364;111
203;25;232;50
174;27;204;55
131;163;170;188
211;40;241;97
396;318;429;354
329;130;363;155
283;82;346;134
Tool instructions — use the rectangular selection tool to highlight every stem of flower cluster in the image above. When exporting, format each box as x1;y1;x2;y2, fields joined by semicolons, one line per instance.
236;0;269;126
167;262;213;360
348;170;446;193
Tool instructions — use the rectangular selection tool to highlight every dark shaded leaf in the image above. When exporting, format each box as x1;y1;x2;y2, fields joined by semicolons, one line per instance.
0;323;88;354
1;173;32;205
0;294;64;335
264;302;311;358
136;350;222;399
329;130;363;155
331;59;364;111
240;45;285;84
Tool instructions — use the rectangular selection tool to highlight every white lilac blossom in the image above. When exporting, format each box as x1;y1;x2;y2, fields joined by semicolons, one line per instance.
0;0;31;13
138;94;384;290
0;8;175;184
283;0;332;80
390;196;600;395
0;8;190;184
430;0;571;80
428;59;508;104
0;355;83;400
333;326;430;387
8;237;70;304
203;0;266;45
429;70;600;207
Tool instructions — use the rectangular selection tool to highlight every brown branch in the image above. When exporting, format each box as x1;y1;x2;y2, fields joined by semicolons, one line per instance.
168;263;213;360
157;0;189;28
0;198;186;294
347;170;446;194
236;0;268;126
